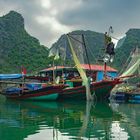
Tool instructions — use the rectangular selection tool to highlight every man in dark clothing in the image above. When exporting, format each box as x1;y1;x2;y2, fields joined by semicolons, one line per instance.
106;42;115;55
104;32;115;62
104;32;111;47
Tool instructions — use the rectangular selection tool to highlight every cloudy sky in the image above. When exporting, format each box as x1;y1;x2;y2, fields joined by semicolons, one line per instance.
0;0;140;48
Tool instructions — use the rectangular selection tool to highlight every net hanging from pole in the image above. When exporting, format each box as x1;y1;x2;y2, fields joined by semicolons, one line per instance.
120;47;140;79
67;34;93;101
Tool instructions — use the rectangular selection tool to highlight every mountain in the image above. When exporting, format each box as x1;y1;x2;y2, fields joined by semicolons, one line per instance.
50;29;140;72
50;30;105;65
1;11;140;75
0;11;50;73
113;29;140;71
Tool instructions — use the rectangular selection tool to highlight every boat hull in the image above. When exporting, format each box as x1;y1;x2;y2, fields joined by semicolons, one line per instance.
21;93;59;100
3;85;65;101
59;79;122;100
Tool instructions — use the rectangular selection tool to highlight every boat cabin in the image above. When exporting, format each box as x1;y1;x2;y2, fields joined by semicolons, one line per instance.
39;64;118;87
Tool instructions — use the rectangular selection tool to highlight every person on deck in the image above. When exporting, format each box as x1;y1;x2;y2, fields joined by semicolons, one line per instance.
104;32;115;62
105;32;111;48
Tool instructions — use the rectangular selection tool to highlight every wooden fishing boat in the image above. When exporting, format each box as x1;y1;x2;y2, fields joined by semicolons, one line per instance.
40;64;123;100
42;30;123;101
2;84;66;101
0;73;67;100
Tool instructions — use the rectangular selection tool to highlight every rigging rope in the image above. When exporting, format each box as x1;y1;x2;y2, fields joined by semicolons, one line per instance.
120;47;140;78
112;47;140;93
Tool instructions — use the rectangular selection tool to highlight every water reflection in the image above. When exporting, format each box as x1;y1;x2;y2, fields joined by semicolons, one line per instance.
0;100;139;140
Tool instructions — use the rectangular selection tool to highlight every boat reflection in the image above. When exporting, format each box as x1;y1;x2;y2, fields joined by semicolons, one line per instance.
0;100;139;140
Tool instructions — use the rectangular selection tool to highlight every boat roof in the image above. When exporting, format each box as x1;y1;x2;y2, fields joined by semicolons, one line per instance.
41;66;72;72
81;64;117;72
41;64;117;72
0;74;23;80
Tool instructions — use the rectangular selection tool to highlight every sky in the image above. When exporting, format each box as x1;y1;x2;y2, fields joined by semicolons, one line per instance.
0;0;140;48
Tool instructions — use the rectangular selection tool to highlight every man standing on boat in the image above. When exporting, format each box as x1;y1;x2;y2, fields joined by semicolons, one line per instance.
104;26;115;63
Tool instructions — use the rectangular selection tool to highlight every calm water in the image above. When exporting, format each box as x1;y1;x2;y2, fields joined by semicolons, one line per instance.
0;98;140;140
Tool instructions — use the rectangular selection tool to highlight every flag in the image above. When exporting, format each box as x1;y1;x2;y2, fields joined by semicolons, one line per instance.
48;49;55;57
21;66;27;75
54;50;60;60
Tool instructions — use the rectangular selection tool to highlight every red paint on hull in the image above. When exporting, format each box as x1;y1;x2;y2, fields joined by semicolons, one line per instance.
60;79;122;100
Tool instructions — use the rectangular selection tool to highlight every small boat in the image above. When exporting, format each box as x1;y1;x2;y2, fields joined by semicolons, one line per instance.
0;74;66;101
113;90;140;103
2;84;66;101
113;91;130;102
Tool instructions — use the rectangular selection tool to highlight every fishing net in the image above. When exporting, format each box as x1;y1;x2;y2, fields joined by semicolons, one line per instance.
120;47;140;78
48;39;67;61
111;47;140;93
67;34;93;100
67;34;86;79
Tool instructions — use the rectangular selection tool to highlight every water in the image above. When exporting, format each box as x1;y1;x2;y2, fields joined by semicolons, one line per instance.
0;99;140;140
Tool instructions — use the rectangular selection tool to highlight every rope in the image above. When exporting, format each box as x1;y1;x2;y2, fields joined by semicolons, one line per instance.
118;53;131;75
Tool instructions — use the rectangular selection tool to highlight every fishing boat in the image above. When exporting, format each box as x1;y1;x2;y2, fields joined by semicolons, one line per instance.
0;74;66;101
45;32;124;100
1;30;124;101
40;64;123;100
